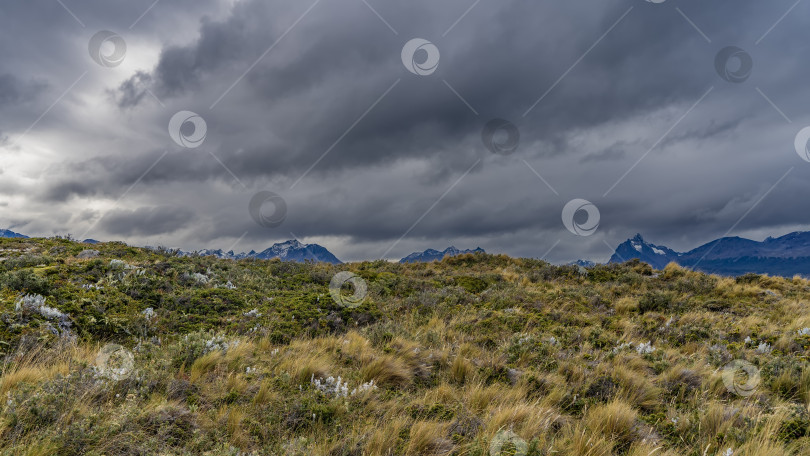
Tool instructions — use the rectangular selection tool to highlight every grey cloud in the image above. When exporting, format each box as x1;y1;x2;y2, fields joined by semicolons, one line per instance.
98;205;195;237
113;71;153;109
108;0;799;187
0;74;46;107
580;144;627;164
3;0;810;262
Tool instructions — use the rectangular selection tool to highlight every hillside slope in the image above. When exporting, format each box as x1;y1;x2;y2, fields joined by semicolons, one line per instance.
1;237;809;455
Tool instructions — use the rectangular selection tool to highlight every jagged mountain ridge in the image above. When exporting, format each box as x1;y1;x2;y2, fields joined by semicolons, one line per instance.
400;246;485;263
185;240;342;264
609;232;810;277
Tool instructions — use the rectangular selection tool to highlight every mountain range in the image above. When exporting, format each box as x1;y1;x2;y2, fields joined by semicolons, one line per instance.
609;232;810;277
182;239;342;264
5;226;810;276
399;246;485;263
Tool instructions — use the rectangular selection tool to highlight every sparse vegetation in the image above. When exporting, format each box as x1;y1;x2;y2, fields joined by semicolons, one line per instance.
1;237;809;454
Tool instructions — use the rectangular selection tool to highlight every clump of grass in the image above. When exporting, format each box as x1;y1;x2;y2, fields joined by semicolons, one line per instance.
189;350;222;382
584;400;638;447
450;356;473;384
362;354;413;387
405;421;453;456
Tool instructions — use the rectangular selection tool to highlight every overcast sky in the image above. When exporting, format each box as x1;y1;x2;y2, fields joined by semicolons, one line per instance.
1;0;810;263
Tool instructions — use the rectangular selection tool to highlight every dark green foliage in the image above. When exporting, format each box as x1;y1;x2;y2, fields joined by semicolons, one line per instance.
778;417;809;442
638;291;674;313
1;269;51;294
454;276;488;294
408;403;455;421
1;255;54;271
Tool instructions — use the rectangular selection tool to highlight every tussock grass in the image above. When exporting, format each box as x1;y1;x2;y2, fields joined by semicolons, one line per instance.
406;421;452;456
0;237;809;454
189;350;222;382
361;354;413;387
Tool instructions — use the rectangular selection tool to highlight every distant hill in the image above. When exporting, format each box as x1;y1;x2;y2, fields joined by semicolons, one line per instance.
0;229;27;239
187;239;342;264
570;259;597;268
609;232;810;277
400;246;485;263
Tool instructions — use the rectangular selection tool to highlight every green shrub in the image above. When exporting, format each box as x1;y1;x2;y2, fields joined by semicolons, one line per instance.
2;255;54;270
455;276;488;294
1;269;51;294
778;417;809;442
638;291;674;313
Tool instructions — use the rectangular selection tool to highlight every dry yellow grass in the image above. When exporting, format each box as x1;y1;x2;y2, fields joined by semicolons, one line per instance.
405;421;452;456
3;238;810;455
0;357;70;398
585;400;638;445
615;296;639;314
450;355;473;384
189;350;222;382
366;416;408;456
361;354;413;387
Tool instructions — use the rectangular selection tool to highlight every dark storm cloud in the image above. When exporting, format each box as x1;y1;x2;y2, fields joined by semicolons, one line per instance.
3;0;810;261
99;205;195;237
0;74;46;106
105;0;809;181
114;71;153;109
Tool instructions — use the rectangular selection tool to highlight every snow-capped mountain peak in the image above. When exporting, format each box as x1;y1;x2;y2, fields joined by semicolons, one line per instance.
610;234;679;269
179;240;341;264
609;231;810;277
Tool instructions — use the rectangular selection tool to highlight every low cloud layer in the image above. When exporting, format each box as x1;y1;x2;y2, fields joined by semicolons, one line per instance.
2;0;810;262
